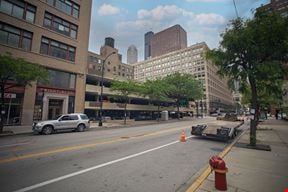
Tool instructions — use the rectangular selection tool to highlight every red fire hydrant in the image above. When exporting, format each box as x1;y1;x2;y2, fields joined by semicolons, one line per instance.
209;155;228;191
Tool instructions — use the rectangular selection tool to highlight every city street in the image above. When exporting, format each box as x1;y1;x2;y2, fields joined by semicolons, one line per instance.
0;118;245;192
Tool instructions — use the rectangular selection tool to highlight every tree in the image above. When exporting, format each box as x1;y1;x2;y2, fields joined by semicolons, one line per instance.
163;72;203;119
206;10;288;146
110;80;140;124
0;53;48;133
141;78;170;121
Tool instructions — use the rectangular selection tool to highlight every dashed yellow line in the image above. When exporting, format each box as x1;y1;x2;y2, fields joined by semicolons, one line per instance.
0;126;189;164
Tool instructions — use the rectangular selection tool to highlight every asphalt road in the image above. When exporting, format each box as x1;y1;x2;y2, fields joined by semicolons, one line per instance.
0;118;243;192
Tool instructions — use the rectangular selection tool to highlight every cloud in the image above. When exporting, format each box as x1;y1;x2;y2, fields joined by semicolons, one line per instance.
137;5;194;21
98;3;120;16
195;13;226;25
186;0;228;2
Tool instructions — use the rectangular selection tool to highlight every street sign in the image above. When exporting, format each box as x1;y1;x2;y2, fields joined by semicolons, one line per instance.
0;93;17;98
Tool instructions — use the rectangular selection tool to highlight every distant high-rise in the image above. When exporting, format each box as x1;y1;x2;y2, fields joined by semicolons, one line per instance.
127;45;138;64
144;31;154;60
150;25;187;58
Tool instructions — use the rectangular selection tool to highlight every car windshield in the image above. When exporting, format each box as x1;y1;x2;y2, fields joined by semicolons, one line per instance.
54;115;62;120
80;114;88;120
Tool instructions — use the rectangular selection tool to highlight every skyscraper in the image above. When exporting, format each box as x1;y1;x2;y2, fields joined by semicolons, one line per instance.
127;45;138;64
144;31;154;60
150;25;187;58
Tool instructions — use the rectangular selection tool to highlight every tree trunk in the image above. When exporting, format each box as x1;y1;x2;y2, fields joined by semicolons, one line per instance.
0;83;5;133
177;99;180;120
124;101;127;125
157;105;160;122
249;76;258;146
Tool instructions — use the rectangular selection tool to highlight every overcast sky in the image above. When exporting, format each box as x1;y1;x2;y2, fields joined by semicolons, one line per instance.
88;0;269;63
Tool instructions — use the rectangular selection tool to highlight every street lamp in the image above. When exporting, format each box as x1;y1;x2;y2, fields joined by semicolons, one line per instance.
99;51;116;126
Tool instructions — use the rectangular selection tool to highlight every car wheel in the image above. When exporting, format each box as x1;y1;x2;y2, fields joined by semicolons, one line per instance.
42;125;53;135
77;124;85;132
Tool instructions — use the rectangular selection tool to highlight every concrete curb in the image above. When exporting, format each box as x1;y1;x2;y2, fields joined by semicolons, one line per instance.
186;122;249;192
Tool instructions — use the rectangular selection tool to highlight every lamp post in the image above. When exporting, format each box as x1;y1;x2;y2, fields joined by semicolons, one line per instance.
98;51;116;126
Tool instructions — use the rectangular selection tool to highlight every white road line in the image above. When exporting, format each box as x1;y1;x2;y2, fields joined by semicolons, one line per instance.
14;136;193;192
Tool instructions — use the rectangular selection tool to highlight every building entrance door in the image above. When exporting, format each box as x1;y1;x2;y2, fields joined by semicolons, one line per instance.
48;99;63;120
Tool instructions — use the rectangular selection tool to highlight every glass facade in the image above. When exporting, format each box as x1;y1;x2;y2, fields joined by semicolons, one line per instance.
40;69;76;89
0;0;36;23
40;37;75;61
46;0;79;18
43;12;78;39
0;22;32;51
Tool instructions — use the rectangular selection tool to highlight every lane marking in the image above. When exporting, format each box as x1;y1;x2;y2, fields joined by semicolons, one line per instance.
0;127;190;164
14;136;193;192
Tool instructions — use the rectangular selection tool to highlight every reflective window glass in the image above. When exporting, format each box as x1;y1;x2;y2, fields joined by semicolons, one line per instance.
12;5;23;19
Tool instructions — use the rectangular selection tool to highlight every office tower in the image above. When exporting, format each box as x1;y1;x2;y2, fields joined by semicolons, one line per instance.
150;24;187;58
144;31;154;60
132;42;234;114
127;45;138;64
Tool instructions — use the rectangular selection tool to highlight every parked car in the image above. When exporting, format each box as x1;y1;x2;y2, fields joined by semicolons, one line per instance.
32;113;90;135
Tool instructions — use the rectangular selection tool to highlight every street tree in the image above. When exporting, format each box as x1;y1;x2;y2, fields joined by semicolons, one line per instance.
206;10;288;146
141;78;170;121
0;53;48;133
110;79;140;124
163;72;203;119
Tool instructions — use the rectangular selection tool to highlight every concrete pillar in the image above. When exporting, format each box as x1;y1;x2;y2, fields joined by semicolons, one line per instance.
74;74;86;113
21;81;37;125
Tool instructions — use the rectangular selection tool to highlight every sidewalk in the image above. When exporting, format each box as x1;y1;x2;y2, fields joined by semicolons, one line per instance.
195;119;288;192
0;117;198;136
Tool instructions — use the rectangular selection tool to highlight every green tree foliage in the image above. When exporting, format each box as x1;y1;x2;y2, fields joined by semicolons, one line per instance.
0;53;48;132
206;10;288;146
163;72;203;119
141;79;170;120
110;80;140;124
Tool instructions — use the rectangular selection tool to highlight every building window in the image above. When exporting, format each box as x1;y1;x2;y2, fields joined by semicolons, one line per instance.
39;69;76;89
0;0;36;23
40;37;75;61
46;0;79;18
43;12;78;39
0;22;32;51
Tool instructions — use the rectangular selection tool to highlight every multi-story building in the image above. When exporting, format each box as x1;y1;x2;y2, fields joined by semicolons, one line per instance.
144;31;154;60
150;24;187;58
127;45;138;64
259;0;288;17
133;42;234;114
0;0;92;125
85;38;135;119
85;38;193;120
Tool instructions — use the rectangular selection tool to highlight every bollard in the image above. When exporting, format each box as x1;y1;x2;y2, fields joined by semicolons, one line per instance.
209;155;228;191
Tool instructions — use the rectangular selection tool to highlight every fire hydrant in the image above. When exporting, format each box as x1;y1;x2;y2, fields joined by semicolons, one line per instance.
209;155;228;191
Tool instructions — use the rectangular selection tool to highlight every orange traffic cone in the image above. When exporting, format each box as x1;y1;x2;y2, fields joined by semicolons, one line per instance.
180;130;186;142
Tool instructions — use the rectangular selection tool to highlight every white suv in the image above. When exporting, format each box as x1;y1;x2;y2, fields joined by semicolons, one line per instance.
33;113;90;135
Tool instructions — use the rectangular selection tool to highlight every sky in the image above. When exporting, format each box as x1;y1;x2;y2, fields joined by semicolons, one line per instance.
88;0;269;63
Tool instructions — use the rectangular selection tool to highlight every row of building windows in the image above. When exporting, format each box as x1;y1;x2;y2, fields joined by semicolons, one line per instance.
0;0;36;23
39;69;76;89
40;37;75;61
44;12;77;39
0;0;79;39
46;0;79;18
0;21;76;61
0;22;32;51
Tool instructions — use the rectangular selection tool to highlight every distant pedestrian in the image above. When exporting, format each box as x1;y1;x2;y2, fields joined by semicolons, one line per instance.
275;110;279;120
